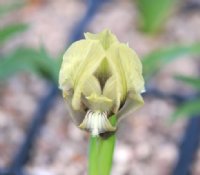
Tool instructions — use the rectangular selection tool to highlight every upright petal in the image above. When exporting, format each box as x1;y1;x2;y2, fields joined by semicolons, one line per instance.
84;29;119;50
82;75;101;97
117;43;144;93
103;76;120;113
81;75;113;112
106;45;127;112
59;40;105;110
107;43;144;93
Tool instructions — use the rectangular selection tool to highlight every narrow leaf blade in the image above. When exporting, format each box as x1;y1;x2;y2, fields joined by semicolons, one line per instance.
143;43;200;80
174;75;200;91
172;100;200;121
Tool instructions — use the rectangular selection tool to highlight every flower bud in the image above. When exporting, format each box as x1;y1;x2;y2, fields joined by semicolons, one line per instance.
59;29;145;136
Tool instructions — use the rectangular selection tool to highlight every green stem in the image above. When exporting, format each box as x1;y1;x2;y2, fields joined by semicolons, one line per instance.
88;115;117;175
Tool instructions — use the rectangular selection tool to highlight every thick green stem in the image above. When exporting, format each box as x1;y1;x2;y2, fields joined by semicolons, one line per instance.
88;115;117;175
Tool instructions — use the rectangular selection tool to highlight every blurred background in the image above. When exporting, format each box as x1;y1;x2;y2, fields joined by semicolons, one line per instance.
0;0;200;175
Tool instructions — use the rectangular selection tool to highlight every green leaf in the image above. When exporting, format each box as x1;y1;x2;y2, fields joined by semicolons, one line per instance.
174;75;200;91
0;58;37;79
0;48;40;79
0;47;60;82
142;43;200;80
36;46;60;82
135;0;178;33
171;100;200;121
0;23;28;44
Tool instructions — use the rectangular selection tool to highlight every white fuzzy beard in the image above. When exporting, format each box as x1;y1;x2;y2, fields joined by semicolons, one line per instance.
79;110;116;136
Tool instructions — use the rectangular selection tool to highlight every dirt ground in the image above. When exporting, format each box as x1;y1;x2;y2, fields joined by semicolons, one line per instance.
0;0;200;175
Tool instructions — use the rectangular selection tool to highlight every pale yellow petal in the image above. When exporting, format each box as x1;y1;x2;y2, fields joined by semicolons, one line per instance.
64;95;85;126
59;40;105;110
59;40;104;88
118;44;144;93
103;76;120;113
116;91;144;122
106;45;127;112
84;29;119;50
82;75;101;97
107;43;144;93
83;93;113;112
105;43;144;113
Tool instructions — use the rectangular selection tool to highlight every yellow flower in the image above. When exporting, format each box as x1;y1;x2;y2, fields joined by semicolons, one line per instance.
59;29;145;136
